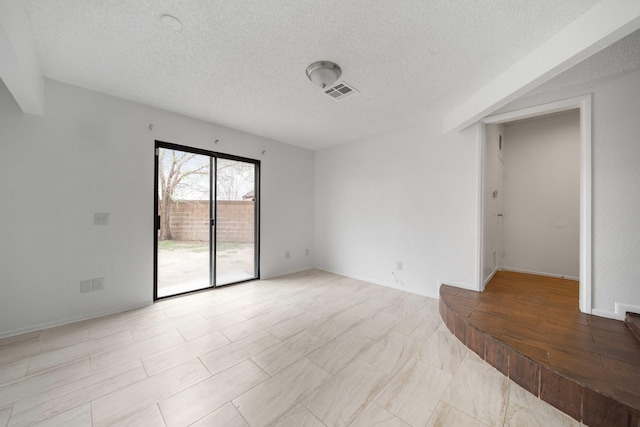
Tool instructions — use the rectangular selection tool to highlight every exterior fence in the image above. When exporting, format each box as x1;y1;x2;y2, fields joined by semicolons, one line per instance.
161;199;255;242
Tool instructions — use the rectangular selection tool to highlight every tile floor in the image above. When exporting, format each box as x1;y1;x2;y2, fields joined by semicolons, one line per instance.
0;269;585;426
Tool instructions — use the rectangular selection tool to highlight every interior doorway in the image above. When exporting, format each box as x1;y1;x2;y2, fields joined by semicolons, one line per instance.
479;95;592;313
154;141;260;299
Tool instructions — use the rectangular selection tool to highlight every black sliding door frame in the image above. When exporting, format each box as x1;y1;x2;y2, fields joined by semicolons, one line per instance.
153;140;260;300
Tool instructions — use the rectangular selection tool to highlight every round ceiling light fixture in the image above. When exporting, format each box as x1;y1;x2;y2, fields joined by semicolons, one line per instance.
306;61;342;88
160;14;183;31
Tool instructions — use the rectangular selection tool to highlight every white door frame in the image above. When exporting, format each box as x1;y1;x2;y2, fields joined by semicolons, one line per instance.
477;94;592;314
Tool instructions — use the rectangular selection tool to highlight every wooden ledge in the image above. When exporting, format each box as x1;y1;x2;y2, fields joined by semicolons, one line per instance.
439;272;640;427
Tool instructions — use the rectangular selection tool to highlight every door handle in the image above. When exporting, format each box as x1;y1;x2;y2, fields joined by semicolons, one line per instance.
497;214;503;217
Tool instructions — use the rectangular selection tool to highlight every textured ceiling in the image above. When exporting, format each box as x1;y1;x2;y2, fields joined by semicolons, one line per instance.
22;0;604;150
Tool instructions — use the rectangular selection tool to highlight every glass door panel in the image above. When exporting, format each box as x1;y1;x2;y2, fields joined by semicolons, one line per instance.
215;158;257;286
156;147;212;298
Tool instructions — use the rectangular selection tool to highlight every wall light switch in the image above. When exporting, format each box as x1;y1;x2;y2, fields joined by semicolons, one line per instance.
94;213;109;225
92;277;104;291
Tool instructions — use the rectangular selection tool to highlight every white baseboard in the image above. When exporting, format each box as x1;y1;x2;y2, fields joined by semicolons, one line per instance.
438;278;477;292
313;265;439;300
315;265;395;290
261;265;314;280
502;267;579;281
615;302;640;319
588;303;640;321
0;301;153;340
483;269;497;287
591;308;621;321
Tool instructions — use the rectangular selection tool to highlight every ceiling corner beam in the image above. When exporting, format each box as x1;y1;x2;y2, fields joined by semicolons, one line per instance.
0;0;44;115
443;0;640;134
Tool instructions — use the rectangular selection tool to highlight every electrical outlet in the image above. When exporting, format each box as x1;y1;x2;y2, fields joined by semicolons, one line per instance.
93;213;109;225
92;277;104;291
285;251;290;260
305;249;309;256
396;261;403;271
80;280;92;293
392;272;404;287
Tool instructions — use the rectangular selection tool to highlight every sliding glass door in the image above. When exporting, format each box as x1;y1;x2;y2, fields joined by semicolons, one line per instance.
216;158;258;286
154;142;259;299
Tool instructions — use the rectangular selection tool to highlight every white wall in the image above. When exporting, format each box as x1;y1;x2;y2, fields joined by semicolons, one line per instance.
483;123;504;283
501;111;580;279
0;79;315;337
314;121;479;299
315;67;640;318
499;68;640;317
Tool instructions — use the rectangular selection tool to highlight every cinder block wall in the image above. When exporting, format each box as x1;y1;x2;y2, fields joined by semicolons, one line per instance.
164;200;255;242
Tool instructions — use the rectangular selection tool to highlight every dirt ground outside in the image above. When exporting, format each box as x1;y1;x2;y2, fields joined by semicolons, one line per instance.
157;240;255;297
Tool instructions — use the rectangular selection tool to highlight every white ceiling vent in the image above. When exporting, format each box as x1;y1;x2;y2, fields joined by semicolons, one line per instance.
324;82;358;100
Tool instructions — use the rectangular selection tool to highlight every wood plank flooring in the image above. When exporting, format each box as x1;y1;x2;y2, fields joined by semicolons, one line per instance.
1;269;581;426
440;270;640;427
